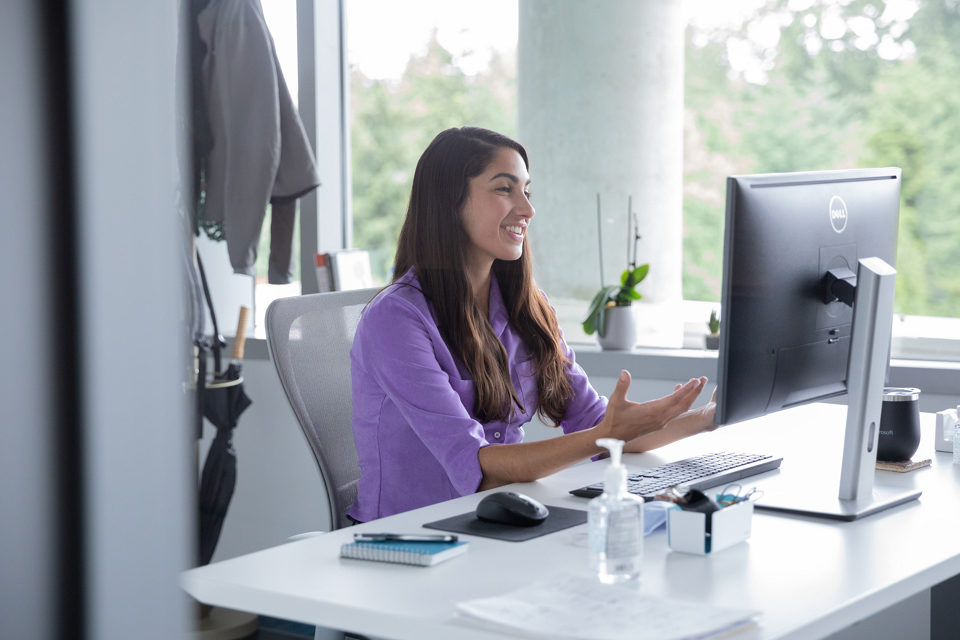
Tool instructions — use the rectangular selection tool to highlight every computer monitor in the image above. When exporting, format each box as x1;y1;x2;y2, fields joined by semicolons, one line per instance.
715;168;921;520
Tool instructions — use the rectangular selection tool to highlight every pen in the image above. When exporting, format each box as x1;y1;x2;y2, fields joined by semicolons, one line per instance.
353;532;458;543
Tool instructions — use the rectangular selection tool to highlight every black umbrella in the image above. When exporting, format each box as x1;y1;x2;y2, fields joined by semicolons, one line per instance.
196;251;252;565
198;371;250;564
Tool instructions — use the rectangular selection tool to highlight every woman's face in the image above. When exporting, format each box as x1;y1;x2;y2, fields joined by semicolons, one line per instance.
460;147;535;274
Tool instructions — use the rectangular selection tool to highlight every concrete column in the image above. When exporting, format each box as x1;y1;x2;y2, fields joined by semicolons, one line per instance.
518;0;684;344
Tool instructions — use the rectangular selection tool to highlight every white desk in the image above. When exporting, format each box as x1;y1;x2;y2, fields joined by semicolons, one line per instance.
181;403;960;639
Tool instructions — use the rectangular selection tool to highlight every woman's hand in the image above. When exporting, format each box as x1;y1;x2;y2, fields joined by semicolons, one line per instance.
595;370;707;445
620;383;717;453
669;384;718;433
478;372;712;488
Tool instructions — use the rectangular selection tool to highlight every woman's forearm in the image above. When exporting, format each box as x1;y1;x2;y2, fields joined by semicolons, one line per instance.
475;374;713;490
477;427;605;490
622;406;716;453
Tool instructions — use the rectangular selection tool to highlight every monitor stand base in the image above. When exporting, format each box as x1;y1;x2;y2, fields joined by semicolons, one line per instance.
754;484;921;521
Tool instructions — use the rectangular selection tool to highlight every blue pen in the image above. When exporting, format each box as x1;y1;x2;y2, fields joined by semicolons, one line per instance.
353;533;458;543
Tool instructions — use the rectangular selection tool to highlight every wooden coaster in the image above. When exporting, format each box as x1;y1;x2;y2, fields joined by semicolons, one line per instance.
876;458;932;473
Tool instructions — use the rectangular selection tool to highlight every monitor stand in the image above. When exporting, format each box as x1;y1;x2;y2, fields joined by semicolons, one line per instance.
753;257;921;521
751;473;921;521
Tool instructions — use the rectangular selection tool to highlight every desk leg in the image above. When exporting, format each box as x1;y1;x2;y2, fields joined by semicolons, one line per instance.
932;572;960;639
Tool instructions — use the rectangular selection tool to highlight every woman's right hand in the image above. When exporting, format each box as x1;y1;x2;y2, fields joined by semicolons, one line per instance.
595;370;707;445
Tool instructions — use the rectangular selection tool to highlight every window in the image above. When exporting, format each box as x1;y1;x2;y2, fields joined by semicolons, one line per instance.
683;0;960;357
345;0;518;284
337;0;959;358
253;0;302;329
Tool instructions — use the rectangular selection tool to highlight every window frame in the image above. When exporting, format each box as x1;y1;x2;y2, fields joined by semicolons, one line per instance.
296;0;351;294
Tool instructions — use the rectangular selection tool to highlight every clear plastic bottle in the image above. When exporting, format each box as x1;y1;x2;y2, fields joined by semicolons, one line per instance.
588;438;644;583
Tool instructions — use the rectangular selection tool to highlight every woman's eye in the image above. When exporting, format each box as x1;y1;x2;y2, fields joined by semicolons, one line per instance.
496;186;511;193
523;190;532;199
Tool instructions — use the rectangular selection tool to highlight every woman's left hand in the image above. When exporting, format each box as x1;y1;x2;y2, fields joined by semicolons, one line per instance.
670;385;717;433
621;385;717;453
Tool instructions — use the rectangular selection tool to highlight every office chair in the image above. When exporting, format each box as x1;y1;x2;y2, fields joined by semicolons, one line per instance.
265;287;379;531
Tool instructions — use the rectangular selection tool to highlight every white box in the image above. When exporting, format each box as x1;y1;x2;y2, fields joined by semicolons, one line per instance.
667;501;753;555
935;408;957;453
329;249;373;291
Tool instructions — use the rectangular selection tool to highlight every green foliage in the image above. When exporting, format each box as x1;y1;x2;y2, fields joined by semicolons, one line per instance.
681;196;724;301
350;32;516;283
736;73;862;173
683;0;960;318
582;265;649;337
707;309;720;335
860;34;960;316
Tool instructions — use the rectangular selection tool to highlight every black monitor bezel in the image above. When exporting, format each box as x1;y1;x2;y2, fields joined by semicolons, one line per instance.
715;168;901;426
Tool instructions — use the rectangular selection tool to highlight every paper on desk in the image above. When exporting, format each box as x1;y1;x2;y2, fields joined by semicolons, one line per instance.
456;574;759;640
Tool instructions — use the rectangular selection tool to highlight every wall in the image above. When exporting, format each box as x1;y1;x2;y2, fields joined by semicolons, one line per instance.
3;1;191;637
71;2;193;637
2;2;59;635
201;356;330;561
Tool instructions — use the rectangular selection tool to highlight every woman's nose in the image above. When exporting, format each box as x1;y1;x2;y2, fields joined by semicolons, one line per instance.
519;196;535;219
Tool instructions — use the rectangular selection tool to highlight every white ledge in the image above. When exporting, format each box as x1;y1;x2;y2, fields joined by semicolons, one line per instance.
238;337;960;399
570;342;960;399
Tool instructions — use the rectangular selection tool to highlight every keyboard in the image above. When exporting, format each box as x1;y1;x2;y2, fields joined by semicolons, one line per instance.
569;451;783;500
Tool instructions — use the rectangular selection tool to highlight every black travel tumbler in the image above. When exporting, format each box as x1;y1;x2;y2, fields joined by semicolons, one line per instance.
877;387;922;462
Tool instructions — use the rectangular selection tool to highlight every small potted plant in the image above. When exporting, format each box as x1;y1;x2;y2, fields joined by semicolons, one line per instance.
705;309;720;350
582;195;649;350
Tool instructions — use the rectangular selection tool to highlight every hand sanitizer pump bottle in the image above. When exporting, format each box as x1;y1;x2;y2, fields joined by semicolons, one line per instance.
588;438;644;583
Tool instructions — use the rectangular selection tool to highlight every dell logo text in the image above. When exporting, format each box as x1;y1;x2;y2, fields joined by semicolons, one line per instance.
829;195;848;233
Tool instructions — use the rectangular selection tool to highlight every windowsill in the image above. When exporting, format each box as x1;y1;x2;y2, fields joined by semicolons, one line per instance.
552;297;960;361
239;334;960;399
568;341;960;398
244;291;960;368
236;282;960;399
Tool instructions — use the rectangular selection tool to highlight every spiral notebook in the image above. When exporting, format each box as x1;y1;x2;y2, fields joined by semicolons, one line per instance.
340;540;468;566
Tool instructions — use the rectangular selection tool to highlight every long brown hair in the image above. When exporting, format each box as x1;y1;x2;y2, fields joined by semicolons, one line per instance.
393;126;573;425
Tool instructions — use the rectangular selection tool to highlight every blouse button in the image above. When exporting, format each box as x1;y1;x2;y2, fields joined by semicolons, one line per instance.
493;431;501;439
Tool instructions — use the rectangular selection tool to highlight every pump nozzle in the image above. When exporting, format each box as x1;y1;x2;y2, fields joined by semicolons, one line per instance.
596;438;628;496
597;438;624;465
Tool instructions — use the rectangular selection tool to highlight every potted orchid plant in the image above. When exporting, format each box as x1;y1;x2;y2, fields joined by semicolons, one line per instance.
582;195;649;350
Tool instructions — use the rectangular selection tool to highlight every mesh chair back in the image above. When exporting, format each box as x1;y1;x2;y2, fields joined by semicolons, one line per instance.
265;288;379;530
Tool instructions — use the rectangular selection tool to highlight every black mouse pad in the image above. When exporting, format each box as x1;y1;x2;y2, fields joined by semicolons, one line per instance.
422;505;587;542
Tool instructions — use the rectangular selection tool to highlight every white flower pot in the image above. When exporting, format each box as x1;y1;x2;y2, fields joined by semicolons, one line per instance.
598;305;636;351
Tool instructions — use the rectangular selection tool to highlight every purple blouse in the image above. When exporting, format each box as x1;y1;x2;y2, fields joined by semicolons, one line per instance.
348;269;607;522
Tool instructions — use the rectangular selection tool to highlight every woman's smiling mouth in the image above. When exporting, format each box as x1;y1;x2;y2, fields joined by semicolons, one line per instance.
503;224;525;241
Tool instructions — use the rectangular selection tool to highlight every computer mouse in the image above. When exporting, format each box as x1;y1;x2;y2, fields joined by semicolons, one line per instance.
475;491;549;527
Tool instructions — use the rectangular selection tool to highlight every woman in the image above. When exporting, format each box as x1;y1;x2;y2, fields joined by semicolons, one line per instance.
348;127;715;522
